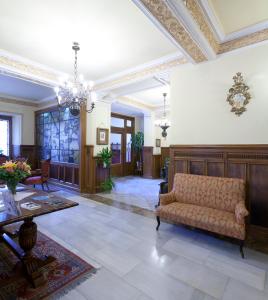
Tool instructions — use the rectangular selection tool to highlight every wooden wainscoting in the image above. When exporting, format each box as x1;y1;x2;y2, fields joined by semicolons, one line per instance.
49;161;79;191
161;147;170;167
169;145;268;228
143;146;161;179
81;145;109;193
19;145;37;169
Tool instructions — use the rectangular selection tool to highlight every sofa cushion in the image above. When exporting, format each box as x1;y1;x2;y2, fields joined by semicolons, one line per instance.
157;202;245;240
173;173;245;213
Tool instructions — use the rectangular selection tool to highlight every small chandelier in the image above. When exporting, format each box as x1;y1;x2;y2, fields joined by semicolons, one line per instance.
155;93;170;138
54;42;95;116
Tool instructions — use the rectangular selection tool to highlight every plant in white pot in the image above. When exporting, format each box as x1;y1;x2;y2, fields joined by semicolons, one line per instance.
98;147;113;169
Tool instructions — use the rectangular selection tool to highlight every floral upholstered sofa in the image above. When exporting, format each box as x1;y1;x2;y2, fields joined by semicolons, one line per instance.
156;173;249;257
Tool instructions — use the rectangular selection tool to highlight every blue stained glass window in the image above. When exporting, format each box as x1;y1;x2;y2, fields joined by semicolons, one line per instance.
36;108;80;164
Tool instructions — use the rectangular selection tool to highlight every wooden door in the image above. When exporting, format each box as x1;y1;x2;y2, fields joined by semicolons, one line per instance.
110;113;135;177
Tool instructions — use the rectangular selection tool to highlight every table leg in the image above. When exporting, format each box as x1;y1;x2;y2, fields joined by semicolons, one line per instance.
18;217;47;287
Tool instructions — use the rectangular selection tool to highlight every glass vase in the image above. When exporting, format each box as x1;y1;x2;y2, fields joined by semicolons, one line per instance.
7;182;17;195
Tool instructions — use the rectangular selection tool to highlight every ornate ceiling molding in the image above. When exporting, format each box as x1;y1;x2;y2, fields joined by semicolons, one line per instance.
132;0;207;63
184;0;219;53
93;56;187;91
193;0;268;54
0;96;38;107
118;96;154;111
0;50;64;86
219;28;268;54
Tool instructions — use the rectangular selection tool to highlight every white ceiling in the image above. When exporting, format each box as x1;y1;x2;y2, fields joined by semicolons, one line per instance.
0;0;178;81
0;74;54;101
111;102;144;117
128;85;170;106
208;0;268;34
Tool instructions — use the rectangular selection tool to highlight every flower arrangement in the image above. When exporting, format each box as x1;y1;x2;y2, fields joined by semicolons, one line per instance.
0;160;31;194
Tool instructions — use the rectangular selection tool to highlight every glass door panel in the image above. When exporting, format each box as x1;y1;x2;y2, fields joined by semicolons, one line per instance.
111;133;122;164
126;133;132;163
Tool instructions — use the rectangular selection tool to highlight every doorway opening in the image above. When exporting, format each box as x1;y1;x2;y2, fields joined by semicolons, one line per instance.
110;113;135;177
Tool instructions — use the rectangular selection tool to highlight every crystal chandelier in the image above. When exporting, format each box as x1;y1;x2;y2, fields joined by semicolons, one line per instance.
155;93;171;138
54;42;95;116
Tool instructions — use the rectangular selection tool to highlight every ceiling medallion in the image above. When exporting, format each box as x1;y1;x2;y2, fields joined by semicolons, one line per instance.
54;42;95;116
227;72;251;116
155;93;171;138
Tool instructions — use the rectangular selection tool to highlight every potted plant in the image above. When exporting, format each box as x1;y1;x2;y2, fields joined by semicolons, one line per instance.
98;147;113;168
0;160;31;194
100;177;115;192
132;132;144;174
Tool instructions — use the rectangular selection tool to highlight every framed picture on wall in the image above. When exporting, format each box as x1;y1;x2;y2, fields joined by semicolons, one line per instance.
97;128;109;145
156;138;161;147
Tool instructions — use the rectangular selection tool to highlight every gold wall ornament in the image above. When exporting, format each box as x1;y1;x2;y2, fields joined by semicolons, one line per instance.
227;72;251;116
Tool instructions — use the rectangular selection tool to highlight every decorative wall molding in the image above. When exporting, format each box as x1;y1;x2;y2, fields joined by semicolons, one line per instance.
118;96;154;110
132;0;207;63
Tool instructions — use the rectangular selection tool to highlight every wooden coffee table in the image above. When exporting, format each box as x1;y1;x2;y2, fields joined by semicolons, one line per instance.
0;188;78;288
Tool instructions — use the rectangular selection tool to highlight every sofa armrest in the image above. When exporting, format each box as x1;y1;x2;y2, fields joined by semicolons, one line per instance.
235;201;249;225
159;192;176;206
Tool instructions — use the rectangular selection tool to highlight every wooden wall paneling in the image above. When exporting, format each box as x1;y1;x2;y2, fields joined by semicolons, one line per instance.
143;146;153;178
79;107;87;192
19;145;37;169
207;161;225;177
189;160;205;175
152;155;161;178
169;145;268;228
160;147;170;167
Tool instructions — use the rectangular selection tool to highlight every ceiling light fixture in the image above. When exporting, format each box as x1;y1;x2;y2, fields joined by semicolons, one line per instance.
155;92;170;138
54;42;95;116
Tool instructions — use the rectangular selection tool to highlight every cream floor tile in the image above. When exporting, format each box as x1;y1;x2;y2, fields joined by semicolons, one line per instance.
76;268;142;300
92;246;142;277
206;253;266;290
164;256;228;299
222;279;268;300
124;263;194;300
163;238;211;263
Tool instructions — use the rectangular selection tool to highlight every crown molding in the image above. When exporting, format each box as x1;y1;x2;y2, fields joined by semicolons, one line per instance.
0;96;39;107
132;0;207;63
93;53;186;91
117;96;154;111
166;0;217;58
196;0;268;54
0;49;67;86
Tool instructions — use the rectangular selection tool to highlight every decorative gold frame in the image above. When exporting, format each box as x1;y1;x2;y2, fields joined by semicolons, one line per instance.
155;139;161;147
96;128;109;145
227;72;251;116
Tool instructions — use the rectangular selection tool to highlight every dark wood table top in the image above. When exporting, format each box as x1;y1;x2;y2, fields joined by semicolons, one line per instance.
0;187;78;227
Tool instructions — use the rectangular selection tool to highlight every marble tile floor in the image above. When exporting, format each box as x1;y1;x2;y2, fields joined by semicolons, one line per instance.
97;176;163;210
34;191;268;300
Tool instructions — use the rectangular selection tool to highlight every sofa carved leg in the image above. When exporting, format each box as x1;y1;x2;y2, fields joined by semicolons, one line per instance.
156;216;160;231
239;240;245;259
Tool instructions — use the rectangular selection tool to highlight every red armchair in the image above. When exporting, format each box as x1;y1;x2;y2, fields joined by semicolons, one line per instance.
24;159;50;190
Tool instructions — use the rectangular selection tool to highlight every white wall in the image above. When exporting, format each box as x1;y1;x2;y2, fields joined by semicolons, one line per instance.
86;101;111;156
135;116;144;133
0;101;35;145
170;43;268;144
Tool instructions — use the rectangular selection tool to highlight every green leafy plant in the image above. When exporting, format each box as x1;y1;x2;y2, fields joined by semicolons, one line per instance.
100;177;115;192
97;147;113;168
132;132;144;169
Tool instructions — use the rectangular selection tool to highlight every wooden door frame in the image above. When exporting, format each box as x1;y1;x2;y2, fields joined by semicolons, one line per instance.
110;113;135;177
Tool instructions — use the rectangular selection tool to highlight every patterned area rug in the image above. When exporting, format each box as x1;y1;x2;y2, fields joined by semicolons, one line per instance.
0;231;96;300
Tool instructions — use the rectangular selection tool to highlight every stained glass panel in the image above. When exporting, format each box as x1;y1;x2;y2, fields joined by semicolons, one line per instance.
36;108;80;164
